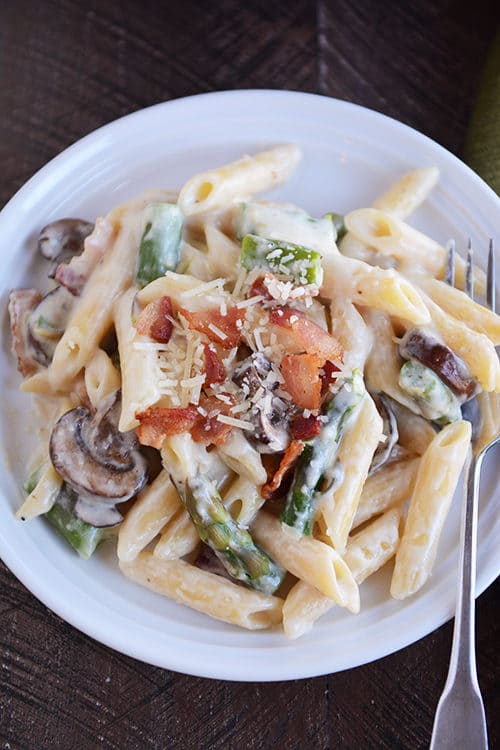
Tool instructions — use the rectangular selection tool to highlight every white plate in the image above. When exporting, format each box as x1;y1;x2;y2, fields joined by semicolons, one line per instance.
0;90;499;681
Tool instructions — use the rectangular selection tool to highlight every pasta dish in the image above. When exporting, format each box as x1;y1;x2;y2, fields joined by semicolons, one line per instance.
8;145;500;638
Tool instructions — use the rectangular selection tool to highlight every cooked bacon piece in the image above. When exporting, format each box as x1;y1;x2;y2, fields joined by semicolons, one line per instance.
203;343;225;385
247;273;274;301
291;413;322;440
190;393;234;446
8;288;43;377
136;406;199;449
281;352;323;410
261;439;304;500
269;306;343;362
134;296;174;343
180;306;244;349
320;359;341;395
55;216;114;295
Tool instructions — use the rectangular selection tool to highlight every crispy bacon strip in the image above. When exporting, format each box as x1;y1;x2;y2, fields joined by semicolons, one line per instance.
203;343;225;385
261;439;304;500
180;306;244;349
134;296;174;343
270;306;343;361
320;359;341;395
136;393;235;449
290;413;322;440
8;288;42;377
136;406;199;449
190;394;234;446
281;352;323;410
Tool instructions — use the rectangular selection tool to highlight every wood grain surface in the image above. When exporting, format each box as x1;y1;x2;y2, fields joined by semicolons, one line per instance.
1;1;499;748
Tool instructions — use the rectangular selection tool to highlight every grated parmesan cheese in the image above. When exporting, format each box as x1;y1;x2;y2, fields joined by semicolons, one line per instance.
216;414;254;431
181;278;225;297
207;322;228;341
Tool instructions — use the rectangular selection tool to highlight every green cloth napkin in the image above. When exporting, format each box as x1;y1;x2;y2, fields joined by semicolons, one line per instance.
464;28;500;195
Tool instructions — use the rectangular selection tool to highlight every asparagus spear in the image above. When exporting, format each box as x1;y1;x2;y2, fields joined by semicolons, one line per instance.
46;485;107;560
281;371;365;535
240;234;323;286
136;203;183;288
177;474;285;594
323;212;347;242
398;359;462;425
235;202;335;253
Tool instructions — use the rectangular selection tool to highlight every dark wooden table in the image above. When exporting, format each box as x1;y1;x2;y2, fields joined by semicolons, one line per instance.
1;2;499;748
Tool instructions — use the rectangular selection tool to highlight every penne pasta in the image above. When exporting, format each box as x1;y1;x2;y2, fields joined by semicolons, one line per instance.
177;144;302;215
391;420;471;599
283;507;402;639
153;508;200;560
319;394;383;552
117;470;182;562
251;511;360;613
353;456;420;528
120;552;283;630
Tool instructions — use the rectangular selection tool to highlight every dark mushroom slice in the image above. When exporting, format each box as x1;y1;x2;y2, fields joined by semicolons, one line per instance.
233;352;294;453
368;393;399;476
249;398;291;454
27;285;75;366
50;406;148;502
232;351;275;395
74;495;124;527
79;390;137;471
38;218;94;277
399;328;478;400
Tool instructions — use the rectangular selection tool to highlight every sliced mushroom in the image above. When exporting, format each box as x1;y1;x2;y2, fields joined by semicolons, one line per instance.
399;328;478;400
38;218;93;277
232;352;275;394
79;390;137;471
50;401;147;510
369;393;399;475
54;483;123;529
233;353;293;453
74;496;124;527
27;285;75;366
250;399;291;454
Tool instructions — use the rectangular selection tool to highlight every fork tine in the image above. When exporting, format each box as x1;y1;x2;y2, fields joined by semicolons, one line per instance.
445;240;455;286
465;239;474;300
487;239;495;313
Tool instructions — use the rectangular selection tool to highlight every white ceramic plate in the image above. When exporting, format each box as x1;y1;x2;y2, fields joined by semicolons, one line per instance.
0;90;499;681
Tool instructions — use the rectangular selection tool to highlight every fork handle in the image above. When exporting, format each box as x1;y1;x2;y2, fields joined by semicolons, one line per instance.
429;448;489;750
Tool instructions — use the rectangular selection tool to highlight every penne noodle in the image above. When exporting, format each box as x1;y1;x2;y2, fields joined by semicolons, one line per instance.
84;348;121;409
177;144;302;215
324;254;431;326
251;511;360;613
16;463;62;521
417;276;500;345
117;470;182;562
120;552;283;630
114;288;161;431
391;420;471;599
221;475;265;527
153;507;200;560
372;167;439;218
319;394;383;552
353;457;420;528
283;507;402;639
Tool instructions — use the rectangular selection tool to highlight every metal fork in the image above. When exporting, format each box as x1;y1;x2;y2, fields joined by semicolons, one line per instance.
429;240;499;750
